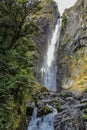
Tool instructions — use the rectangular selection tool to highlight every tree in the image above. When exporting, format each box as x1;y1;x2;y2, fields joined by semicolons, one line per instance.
0;0;40;51
0;0;41;129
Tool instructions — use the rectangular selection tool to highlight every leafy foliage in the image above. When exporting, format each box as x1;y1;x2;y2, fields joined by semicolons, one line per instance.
0;0;40;50
0;0;41;129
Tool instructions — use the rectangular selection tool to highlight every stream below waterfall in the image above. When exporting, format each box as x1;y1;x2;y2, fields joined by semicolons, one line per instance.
27;108;57;130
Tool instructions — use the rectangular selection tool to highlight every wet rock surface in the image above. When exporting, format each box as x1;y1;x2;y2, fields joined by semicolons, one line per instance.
27;90;87;130
32;91;61;116
55;92;87;130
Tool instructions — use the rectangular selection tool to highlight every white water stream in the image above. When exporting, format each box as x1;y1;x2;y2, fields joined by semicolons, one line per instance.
28;0;77;130
40;19;61;91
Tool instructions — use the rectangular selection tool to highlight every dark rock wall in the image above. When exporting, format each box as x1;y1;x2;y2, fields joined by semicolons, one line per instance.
57;0;87;93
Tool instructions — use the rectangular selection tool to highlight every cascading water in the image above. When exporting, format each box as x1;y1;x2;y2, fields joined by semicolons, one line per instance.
28;0;77;130
40;12;61;91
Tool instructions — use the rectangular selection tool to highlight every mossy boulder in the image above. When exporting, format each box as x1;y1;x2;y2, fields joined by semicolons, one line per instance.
31;82;49;96
82;114;87;121
37;105;53;117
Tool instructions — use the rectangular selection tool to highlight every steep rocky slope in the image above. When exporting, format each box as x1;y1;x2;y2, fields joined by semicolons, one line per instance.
57;0;87;94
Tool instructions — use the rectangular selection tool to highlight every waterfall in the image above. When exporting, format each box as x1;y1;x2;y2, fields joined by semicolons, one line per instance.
28;1;61;130
27;0;77;130
40;18;61;91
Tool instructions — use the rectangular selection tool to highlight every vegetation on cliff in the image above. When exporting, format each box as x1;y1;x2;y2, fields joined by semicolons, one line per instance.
0;0;41;129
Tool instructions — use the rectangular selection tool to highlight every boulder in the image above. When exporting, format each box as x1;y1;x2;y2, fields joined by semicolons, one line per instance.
55;109;85;130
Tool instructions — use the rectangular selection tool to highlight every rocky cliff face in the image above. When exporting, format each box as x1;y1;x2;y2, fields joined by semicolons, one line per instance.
32;0;60;54
57;0;87;94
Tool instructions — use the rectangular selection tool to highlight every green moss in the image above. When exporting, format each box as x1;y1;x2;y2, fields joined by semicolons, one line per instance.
31;82;48;96
62;14;67;31
83;88;87;93
83;108;87;114
82;114;87;121
38;106;53;117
